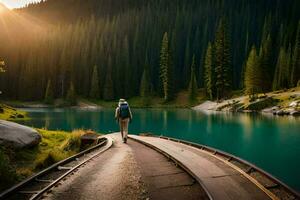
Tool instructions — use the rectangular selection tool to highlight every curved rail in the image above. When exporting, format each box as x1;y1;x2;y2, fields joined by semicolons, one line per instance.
156;135;300;199
0;136;113;200
129;135;214;200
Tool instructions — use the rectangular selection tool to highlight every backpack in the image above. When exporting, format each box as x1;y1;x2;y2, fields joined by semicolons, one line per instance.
119;103;130;119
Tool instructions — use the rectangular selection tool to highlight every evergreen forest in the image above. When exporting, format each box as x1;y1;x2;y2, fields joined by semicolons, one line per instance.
0;0;299;102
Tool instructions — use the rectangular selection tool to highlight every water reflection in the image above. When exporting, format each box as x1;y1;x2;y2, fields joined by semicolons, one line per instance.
19;108;300;192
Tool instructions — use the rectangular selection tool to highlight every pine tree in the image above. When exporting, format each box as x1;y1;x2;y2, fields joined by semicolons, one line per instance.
244;46;261;100
89;65;100;99
66;81;77;106
44;79;54;104
103;56;114;100
140;56;151;97
140;62;152;106
291;21;300;87
214;18;232;100
188;55;198;101
184;39;191;87
160;32;174;101
273;47;290;90
259;34;273;93
204;42;214;99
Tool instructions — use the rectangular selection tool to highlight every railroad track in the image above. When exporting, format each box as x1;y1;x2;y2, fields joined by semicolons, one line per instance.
156;135;300;200
0;136;113;200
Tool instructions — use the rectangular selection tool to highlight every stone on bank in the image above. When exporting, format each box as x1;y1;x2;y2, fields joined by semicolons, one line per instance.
0;120;41;148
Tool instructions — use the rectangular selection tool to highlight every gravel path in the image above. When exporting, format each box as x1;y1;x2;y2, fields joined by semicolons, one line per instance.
44;133;207;200
45;133;146;200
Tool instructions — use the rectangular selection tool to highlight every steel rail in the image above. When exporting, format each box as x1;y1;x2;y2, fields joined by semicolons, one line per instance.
128;135;214;200
0;136;113;200
157;135;300;199
137;134;300;199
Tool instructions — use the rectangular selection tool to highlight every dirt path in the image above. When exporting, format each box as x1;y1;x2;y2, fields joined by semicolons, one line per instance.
44;133;207;200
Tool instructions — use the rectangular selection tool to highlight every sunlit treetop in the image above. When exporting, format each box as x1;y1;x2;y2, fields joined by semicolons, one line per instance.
0;0;41;9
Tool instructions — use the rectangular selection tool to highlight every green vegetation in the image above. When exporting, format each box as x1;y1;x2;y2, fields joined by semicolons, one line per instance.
0;0;298;104
212;87;300;113
188;55;198;102
44;79;54;104
244;46;261;100
0;129;86;192
214;18;232;100
0;104;28;121
66;82;77;106
140;58;152;106
0;147;18;191
160;32;174;101
204;42;214;100
103;57;114;100
90;65;101;99
291;21;300;87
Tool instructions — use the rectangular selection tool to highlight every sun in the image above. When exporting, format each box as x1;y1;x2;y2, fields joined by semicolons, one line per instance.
0;2;9;12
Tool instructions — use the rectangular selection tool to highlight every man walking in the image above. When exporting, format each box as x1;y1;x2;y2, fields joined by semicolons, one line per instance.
115;99;132;143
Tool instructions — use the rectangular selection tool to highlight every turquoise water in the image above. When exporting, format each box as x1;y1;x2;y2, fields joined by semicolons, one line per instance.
19;108;300;192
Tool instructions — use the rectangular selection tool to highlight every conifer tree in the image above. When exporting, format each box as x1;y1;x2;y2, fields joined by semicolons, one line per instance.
273;47;290;90
140;63;152;105
44;79;54;104
204;42;214;99
214;18;232;100
291;21;300;87
66;81;77;106
160;32;174;101
184;39;191;87
140;57;151;98
188;55;198;101
103;56;114;100
244;46;261;100
89;65;100;99
259;34;273;92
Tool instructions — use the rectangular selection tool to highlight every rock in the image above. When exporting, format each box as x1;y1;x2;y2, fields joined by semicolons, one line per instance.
80;131;99;147
275;110;289;116
262;106;280;114
290;110;300;116
0;120;41;148
16;114;24;118
246;97;277;111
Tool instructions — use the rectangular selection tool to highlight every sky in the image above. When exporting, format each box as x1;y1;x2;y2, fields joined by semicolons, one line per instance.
0;0;41;9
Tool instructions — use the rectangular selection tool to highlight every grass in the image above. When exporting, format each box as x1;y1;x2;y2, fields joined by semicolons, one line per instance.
0;129;86;192
0;104;28;121
90;89;207;108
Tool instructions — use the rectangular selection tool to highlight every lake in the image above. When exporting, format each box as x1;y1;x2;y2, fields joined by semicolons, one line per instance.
19;108;300;192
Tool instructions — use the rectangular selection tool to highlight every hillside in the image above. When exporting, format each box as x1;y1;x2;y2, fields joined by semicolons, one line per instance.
0;104;27;120
193;87;300;116
0;0;299;103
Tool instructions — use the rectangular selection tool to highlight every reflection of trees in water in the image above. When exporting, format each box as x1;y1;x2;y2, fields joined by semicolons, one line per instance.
162;110;167;132
139;110;147;131
44;115;50;129
206;114;212;134
91;111;101;131
65;110;77;129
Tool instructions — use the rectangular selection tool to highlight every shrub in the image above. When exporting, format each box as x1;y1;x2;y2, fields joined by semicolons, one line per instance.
0;147;18;191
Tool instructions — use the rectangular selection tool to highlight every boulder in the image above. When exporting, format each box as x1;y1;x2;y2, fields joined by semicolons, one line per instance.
0;120;41;149
275;110;289;116
290;110;300;116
